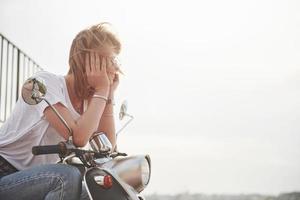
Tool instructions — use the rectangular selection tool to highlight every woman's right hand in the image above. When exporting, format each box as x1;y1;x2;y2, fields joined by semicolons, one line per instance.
85;52;110;97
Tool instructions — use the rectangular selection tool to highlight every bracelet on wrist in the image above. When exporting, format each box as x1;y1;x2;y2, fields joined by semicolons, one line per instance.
103;113;114;117
92;94;108;102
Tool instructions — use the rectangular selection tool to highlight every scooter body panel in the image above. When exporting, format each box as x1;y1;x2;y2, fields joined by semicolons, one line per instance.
84;167;130;200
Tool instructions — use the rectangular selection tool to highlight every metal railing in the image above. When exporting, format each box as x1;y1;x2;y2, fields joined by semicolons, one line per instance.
0;33;43;123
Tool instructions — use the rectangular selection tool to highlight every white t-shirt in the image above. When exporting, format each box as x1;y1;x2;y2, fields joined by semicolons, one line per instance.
0;71;80;170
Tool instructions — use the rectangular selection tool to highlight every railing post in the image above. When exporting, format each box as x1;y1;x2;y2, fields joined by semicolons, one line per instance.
16;49;20;101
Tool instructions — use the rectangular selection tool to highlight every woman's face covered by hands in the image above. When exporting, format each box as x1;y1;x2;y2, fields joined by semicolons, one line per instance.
102;50;121;93
92;50;121;94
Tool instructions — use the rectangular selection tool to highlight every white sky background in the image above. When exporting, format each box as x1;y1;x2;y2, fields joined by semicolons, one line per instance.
1;0;300;195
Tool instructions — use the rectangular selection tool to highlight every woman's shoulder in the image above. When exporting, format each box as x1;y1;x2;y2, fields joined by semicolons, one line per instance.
32;71;64;86
33;70;60;80
30;71;67;97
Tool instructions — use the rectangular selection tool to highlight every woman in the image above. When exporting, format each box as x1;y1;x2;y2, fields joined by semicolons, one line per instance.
0;22;122;200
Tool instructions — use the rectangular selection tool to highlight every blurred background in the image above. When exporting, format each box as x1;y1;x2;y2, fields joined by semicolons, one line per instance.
0;0;299;198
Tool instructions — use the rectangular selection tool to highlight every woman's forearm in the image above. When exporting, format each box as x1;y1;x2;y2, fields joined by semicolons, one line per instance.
98;103;116;150
72;95;107;146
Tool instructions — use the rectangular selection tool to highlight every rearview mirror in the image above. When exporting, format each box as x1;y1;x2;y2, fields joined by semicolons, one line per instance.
116;100;134;136
22;78;46;105
119;100;128;120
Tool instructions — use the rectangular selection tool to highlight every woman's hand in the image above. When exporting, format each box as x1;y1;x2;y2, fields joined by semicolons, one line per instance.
110;73;119;94
107;58;120;98
85;52;110;96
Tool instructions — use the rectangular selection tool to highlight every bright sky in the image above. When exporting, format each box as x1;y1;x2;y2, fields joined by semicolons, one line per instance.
1;0;300;195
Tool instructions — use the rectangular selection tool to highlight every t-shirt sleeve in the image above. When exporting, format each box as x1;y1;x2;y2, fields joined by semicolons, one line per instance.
30;71;68;118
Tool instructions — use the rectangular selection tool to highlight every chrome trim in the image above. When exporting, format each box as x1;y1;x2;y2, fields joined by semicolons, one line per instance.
89;132;112;153
83;170;94;200
43;98;73;140
94;175;105;186
145;155;152;186
61;153;76;164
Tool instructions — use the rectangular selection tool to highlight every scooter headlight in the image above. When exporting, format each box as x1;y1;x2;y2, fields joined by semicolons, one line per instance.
109;155;151;193
141;156;151;186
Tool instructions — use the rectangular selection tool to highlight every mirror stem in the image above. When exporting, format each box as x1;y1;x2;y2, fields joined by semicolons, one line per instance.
116;114;134;136
40;97;73;141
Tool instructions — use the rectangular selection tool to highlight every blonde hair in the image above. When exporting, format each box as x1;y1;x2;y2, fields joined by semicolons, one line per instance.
68;22;121;100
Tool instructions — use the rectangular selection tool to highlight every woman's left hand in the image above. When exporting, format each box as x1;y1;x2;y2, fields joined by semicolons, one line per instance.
107;58;119;94
106;73;118;107
110;73;119;95
106;57;120;98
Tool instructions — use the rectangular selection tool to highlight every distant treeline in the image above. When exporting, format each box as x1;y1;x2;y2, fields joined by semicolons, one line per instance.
145;192;300;200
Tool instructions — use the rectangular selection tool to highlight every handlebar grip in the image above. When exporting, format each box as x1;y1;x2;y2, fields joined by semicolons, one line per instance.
32;142;67;155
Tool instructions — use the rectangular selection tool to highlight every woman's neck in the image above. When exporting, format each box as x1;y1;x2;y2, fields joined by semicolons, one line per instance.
64;74;83;114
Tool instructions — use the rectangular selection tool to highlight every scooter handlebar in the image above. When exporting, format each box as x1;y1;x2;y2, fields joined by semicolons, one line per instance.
32;142;67;156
